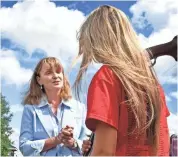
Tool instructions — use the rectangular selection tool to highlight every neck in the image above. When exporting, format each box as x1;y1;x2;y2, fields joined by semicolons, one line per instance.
45;89;61;107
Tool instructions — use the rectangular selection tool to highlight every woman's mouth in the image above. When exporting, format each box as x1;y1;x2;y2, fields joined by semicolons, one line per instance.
53;81;60;84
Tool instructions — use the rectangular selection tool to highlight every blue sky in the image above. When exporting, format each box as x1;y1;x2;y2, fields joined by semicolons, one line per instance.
0;0;177;151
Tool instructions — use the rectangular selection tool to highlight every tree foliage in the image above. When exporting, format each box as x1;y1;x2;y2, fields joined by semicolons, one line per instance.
1;94;13;156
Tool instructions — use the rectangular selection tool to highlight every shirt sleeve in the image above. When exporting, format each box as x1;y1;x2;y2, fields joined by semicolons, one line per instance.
86;67;121;132
19;105;45;156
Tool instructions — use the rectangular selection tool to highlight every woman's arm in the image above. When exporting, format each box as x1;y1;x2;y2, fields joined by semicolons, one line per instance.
90;121;117;156
85;69;120;156
19;105;62;156
42;135;62;152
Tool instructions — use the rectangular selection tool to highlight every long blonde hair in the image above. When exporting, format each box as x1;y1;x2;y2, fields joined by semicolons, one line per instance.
23;57;72;105
74;5;161;154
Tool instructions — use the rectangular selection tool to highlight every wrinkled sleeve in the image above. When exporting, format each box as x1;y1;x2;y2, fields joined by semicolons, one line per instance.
19;105;45;156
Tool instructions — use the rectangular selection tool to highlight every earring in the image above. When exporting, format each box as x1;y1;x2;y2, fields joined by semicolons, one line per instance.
40;85;43;90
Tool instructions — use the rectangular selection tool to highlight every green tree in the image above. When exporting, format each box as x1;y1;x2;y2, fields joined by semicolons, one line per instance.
1;94;13;156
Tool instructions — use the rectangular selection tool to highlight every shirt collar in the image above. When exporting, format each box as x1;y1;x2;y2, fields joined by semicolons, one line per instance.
37;94;72;108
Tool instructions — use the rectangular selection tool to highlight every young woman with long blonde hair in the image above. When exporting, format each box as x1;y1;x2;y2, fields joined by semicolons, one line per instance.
74;5;170;156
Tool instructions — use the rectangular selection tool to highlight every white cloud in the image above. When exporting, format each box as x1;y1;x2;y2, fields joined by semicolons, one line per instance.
170;91;178;100
153;56;177;85
0;0;85;68
166;95;172;102
10;104;23;114
0;49;33;85
130;0;178;33
130;0;178;85
167;113;178;135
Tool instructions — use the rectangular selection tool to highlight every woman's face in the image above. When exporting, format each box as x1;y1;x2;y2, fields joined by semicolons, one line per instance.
37;63;64;92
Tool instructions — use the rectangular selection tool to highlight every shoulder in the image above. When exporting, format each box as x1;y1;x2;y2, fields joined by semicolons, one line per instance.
92;65;120;85
158;85;170;117
158;85;165;99
23;104;34;110
22;104;36;114
64;98;86;112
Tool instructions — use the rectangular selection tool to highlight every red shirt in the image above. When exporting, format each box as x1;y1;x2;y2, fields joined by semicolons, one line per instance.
86;65;170;156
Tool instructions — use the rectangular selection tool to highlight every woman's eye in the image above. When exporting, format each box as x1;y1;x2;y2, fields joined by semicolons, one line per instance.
45;71;52;75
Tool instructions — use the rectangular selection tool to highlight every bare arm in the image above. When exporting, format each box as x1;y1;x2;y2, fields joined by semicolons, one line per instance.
90;121;117;156
147;35;177;61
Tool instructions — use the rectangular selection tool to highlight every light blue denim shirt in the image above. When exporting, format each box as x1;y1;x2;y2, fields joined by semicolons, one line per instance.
19;97;90;156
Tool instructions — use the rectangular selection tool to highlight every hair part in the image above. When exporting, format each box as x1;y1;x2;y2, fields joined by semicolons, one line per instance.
23;57;72;105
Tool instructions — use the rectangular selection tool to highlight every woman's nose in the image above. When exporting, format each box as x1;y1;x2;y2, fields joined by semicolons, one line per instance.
52;72;58;79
